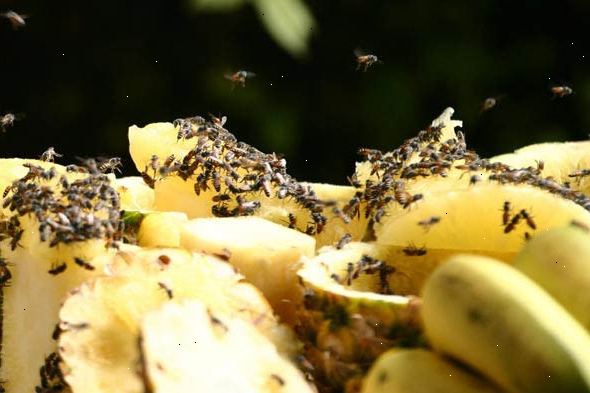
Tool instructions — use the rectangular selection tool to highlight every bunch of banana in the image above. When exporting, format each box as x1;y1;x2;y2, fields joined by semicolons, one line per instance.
2;107;590;393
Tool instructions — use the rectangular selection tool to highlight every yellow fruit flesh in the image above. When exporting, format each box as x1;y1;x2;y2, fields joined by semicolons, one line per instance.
422;254;590;393
375;182;590;254
491;141;590;194
180;216;316;324
59;247;294;393
0;161;118;393
361;349;501;393
140;301;315;393
136;211;188;248
115;176;155;211
296;242;423;391
129;122;366;249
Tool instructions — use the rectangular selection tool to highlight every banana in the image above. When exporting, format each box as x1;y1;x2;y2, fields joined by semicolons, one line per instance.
360;348;501;393
513;223;590;330
422;254;590;393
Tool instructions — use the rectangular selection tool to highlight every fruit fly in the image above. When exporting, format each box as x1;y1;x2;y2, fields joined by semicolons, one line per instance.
48;262;67;275
1;11;27;30
550;85;573;98
332;207;351;224
99;157;123;174
354;49;381;72
212;248;232;261
158;282;173;299
469;174;482;186
288;213;297;229
209;113;227;128
568;169;590;183
501;201;511;226
335;233;352;250
73;257;95;271
520;209;536;230
0;258;12;286
504;213;522;234
402;243;427;256
224;70;256;88
140;168;155;189
270;374;285;387
480;97;497;113
0;113;17;132
417;216;440;232
40;147;62;162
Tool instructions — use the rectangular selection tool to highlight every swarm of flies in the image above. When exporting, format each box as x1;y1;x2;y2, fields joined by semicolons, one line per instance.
224;70;256;88
338;255;395;295
343;109;590;239
150;114;330;235
1;159;122;273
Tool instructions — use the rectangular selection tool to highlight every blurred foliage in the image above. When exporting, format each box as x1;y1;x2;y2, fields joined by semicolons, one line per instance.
192;0;315;58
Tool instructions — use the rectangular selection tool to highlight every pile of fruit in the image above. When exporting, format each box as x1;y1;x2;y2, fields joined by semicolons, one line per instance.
1;107;590;393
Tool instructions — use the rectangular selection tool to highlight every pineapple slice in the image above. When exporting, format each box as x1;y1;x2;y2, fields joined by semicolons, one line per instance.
491;141;590;194
115;176;155;211
140;301;316;393
0;160;120;393
296;242;423;392
375;182;590;255
128;119;362;248
58;247;299;393
354;107;462;184
180;216;316;324
136;211;188;247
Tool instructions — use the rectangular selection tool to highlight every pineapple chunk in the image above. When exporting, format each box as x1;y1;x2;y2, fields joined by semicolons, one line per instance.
136;211;188;247
58;247;298;393
140;301;316;393
128;119;358;249
375;182;590;254
115;176;155;211
0;160;120;393
180;216;316;324
354;107;462;184
296;242;423;392
491;140;590;194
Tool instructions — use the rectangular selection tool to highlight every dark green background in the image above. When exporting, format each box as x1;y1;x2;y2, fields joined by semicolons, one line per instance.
1;0;589;183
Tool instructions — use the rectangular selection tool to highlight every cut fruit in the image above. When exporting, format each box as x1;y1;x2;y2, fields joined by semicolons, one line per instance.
360;348;501;393
115;176;155;211
354;107;463;184
296;242;423;392
0;160;121;393
128;120;362;249
58;247;298;393
136;211;188;248
180;216;316;324
491;141;590;194
374;183;590;281
140;301;316;393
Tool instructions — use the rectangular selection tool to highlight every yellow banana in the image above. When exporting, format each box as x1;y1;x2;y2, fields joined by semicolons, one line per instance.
422;254;590;393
